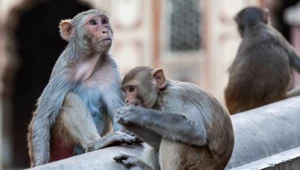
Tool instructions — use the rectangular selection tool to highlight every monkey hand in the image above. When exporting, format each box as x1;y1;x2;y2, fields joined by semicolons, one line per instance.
114;153;151;170
116;105;144;125
88;131;141;151
120;128;137;137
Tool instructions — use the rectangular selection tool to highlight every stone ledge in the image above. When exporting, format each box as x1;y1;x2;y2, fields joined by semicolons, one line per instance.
27;96;300;170
28;144;143;170
226;96;300;169
230;146;300;170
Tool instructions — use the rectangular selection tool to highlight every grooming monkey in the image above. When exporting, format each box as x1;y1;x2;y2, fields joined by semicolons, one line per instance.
27;9;138;167
225;7;300;114
113;66;234;170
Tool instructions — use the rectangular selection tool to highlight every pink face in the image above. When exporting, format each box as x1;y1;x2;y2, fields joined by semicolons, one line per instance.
84;14;113;51
123;85;142;106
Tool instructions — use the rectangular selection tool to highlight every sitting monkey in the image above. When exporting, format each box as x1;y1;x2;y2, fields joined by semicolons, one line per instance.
225;7;300;114
27;9;138;167
113;66;234;170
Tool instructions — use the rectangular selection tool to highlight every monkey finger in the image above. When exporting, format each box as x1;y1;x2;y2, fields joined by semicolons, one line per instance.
122;159;135;166
116;115;126;124
115;113;127;124
90;131;138;150
124;135;142;145
117;107;129;115
117;105;137;115
113;153;130;162
118;132;141;144
113;154;138;168
116;114;134;125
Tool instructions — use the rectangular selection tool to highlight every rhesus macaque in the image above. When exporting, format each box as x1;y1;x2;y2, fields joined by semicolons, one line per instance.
113;66;234;170
27;9;138;167
225;7;300;114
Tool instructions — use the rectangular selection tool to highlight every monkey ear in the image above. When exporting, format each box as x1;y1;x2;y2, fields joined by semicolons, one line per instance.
59;19;73;41
151;68;167;89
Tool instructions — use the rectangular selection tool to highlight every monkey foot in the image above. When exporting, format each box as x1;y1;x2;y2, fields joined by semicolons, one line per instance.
113;154;144;170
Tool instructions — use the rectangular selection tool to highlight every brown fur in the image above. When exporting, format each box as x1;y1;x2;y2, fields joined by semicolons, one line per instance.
114;66;234;170
225;7;300;114
28;93;104;167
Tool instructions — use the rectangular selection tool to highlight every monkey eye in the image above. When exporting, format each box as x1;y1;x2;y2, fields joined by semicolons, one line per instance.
101;18;108;24
89;19;97;25
128;86;135;93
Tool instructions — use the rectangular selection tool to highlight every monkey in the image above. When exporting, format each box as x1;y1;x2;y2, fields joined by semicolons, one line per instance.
112;66;234;170
224;7;300;114
27;9;139;167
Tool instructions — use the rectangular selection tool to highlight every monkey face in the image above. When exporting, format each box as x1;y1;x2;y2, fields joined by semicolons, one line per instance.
122;82;158;108
122;84;142;106
84;14;113;52
122;67;168;108
59;10;114;53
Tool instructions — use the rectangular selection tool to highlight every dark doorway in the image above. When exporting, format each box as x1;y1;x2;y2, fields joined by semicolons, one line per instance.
11;0;91;167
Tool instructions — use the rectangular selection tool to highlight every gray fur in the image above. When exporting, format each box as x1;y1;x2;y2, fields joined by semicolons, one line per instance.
29;9;126;167
116;73;234;170
118;81;222;146
142;144;160;170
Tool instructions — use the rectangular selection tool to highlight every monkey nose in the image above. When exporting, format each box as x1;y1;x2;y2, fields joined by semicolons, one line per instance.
102;30;109;34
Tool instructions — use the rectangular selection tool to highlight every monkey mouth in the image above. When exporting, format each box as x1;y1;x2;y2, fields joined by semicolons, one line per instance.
101;38;112;42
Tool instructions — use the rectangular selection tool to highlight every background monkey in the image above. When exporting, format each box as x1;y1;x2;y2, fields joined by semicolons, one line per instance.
27;9;138;167
113;66;234;170
225;7;300;114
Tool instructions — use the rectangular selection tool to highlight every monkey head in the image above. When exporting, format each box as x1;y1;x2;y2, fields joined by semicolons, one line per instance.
234;7;270;36
122;66;168;108
59;9;113;54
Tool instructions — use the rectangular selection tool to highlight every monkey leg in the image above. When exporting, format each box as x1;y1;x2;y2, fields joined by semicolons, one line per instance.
142;144;160;170
53;92;101;152
55;92;140;156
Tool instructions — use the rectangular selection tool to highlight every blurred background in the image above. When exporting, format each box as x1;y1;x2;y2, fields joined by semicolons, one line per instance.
0;0;300;169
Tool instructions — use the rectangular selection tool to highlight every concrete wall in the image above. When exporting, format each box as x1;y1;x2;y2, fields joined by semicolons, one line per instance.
28;96;300;170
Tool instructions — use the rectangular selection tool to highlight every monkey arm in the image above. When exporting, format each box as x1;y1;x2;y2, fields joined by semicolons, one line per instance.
31;74;76;166
285;45;300;72
117;106;207;147
276;34;300;72
102;87;125;131
122;124;162;149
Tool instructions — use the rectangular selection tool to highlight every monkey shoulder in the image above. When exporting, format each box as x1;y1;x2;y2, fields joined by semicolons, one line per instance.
107;55;120;68
102;55;122;78
250;25;285;46
235;26;289;65
164;81;222;111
